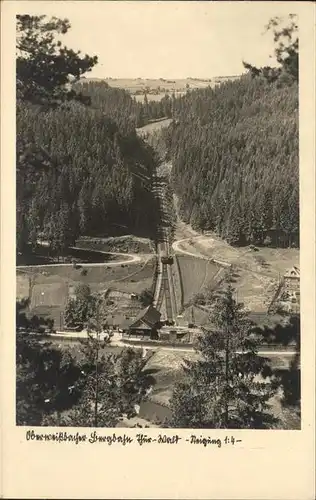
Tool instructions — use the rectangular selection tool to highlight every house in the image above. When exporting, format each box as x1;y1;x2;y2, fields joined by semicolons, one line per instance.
123;305;161;338
268;265;300;315
104;314;126;330
284;266;300;291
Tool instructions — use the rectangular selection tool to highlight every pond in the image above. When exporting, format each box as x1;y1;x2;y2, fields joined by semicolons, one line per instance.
17;245;125;266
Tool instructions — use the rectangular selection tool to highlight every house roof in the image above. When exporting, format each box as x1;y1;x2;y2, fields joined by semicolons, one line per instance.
129;305;161;330
284;266;300;278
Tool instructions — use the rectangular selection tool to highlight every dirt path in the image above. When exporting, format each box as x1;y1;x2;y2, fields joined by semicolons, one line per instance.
173;236;210;260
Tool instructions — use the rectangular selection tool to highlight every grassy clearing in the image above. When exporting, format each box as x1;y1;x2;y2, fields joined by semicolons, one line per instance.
17;257;156;328
191;236;299;277
17;258;155;289
176;255;220;306
176;235;299;313
136;118;173;136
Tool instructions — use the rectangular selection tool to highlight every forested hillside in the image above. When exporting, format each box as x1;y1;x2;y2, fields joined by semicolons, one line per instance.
165;74;299;247
16;16;160;256
17;101;160;254
75;80;173;130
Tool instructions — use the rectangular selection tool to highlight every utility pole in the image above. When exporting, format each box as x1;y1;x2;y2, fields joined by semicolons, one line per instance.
93;298;102;428
94;333;99;428
225;326;229;428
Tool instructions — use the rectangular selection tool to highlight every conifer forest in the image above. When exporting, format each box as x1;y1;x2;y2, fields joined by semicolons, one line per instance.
15;11;301;432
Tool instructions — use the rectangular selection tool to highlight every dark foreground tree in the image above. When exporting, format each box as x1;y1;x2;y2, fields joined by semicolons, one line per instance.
16;14;97;106
169;286;277;429
16;14;97;253
243;14;298;83
17;327;155;426
16;333;81;425
16;298;155;426
43;340;155;427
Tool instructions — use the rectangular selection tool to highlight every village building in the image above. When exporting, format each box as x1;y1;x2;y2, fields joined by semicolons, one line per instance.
269;265;300;314
104;314;127;331
283;265;300;291
123;305;161;338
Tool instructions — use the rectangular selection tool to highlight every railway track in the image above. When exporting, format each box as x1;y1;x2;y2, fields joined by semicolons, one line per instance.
152;169;177;323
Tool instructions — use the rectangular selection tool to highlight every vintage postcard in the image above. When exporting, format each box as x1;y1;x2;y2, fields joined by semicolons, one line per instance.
1;1;315;498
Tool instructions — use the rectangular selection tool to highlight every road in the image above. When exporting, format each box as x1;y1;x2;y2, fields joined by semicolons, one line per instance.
173;236;231;268
172;236;209;259
17;249;143;269
40;331;297;357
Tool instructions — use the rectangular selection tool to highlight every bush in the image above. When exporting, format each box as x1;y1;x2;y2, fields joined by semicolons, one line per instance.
139;288;154;307
81;268;88;276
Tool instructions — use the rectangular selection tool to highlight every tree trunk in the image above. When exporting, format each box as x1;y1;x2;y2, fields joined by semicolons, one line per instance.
94;343;99;428
225;329;229;427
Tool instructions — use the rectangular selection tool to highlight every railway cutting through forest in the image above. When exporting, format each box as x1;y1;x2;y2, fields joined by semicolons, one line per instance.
152;167;177;323
142;121;232;325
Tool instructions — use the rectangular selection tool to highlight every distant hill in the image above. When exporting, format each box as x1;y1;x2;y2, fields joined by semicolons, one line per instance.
79;76;242;96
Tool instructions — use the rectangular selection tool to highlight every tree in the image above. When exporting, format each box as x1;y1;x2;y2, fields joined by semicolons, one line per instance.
16;15;97;252
16;296;155;427
169;286;277;429
139;288;154;307
166;66;298;248
45;342;155;427
16;331;81;425
243;14;298;83
266;14;298;81
16;81;159;254
64;284;97;329
16;15;98;106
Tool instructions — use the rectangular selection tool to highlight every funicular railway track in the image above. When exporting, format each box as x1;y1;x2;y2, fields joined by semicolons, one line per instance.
152;170;177;323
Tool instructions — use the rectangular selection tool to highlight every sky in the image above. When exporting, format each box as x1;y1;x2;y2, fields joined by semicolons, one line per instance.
15;1;297;79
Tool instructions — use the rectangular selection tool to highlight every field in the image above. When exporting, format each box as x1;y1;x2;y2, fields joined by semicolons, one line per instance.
176;255;222;306
17;257;156;328
175;235;299;312
82;76;240;104
103;77;214;93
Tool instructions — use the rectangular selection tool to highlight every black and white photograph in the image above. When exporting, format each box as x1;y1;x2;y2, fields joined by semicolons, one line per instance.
15;2;301;431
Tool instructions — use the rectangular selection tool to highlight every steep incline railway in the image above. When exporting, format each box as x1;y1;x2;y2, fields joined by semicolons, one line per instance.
152;169;177;323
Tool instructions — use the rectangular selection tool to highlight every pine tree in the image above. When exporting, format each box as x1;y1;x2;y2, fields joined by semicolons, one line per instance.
169;286;277;429
16;325;81;425
16;15;97;106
